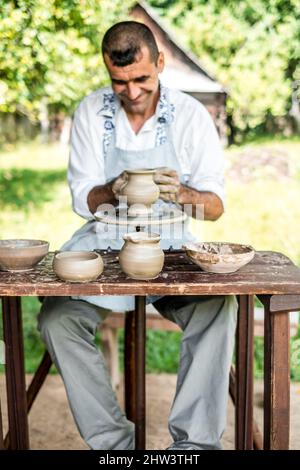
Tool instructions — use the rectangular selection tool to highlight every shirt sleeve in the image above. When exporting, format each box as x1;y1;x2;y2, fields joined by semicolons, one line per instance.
185;105;225;207
67;99;106;220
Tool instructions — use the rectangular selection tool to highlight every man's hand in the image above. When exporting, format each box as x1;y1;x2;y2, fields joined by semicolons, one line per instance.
87;171;128;213
111;171;128;200
153;167;181;202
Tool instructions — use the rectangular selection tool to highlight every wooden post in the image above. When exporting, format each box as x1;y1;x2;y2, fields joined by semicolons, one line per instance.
263;295;290;449
134;296;146;450
124;296;146;450
235;295;254;449
124;310;136;423
26;350;52;412
0;399;4;450
2;296;29;449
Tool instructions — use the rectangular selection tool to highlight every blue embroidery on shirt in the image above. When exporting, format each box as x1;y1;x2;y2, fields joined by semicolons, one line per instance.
104;120;114;130
155;86;175;147
101;85;175;157
101;93;116;157
99;93;116;115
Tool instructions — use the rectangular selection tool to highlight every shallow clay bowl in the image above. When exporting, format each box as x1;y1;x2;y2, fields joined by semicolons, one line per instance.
183;242;255;274
0;239;49;272
53;251;104;282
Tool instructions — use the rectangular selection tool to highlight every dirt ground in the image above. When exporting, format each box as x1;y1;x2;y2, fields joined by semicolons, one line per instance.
1;374;300;450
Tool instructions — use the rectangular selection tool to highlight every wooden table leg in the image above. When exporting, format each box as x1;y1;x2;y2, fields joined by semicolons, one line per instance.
124;296;146;450
27;350;52;412
0;399;4;450
229;366;263;450
263;295;290;449
235;295;254;449
2;296;29;449
134;296;146;450
125;310;136;422
3;349;52;449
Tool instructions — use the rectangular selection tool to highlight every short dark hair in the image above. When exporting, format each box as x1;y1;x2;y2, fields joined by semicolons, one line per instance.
102;21;159;66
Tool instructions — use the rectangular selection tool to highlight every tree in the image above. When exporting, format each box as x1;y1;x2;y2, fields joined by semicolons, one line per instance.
149;0;300;136
0;0;134;121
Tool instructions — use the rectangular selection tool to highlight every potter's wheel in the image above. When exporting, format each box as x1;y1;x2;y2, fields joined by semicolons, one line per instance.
94;204;187;227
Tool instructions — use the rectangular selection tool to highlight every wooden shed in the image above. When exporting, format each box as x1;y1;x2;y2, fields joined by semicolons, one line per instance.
130;0;228;143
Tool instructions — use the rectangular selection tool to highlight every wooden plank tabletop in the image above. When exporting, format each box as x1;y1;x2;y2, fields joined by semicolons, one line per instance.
0;250;300;296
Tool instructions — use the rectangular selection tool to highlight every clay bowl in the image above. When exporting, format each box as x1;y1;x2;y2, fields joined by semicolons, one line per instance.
183;242;255;274
53;251;104;282
0;239;49;272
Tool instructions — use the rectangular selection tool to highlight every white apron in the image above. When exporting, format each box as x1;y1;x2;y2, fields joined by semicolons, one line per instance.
62;90;196;310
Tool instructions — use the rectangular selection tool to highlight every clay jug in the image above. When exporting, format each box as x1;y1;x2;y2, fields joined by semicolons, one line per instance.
119;232;164;280
120;169;159;216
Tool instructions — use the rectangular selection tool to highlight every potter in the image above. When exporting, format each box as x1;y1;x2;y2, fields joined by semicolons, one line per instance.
38;21;237;451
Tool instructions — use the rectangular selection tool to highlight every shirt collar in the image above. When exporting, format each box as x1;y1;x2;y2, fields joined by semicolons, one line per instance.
96;83;172;125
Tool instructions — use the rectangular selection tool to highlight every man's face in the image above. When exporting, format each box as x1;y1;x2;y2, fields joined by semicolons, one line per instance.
104;46;164;115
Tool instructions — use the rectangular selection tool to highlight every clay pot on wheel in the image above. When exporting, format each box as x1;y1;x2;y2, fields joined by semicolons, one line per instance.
120;169;159;217
119;232;164;280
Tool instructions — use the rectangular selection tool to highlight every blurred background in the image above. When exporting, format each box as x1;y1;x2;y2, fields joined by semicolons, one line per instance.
0;0;300;379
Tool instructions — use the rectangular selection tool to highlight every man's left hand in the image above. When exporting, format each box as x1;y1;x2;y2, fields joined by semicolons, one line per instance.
153;167;181;203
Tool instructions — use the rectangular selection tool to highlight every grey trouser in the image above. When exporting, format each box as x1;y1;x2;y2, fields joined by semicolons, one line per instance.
38;295;237;450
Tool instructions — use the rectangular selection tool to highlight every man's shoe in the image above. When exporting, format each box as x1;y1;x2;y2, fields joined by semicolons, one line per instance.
166;443;200;451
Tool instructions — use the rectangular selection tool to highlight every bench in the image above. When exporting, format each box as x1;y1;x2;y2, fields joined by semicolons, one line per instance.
101;305;299;390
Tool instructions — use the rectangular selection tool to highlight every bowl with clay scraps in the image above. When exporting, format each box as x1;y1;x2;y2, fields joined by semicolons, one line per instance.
0;239;49;272
53;251;104;282
183;242;255;274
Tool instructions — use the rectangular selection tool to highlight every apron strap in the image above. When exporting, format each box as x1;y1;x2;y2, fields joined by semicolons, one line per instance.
103;85;175;159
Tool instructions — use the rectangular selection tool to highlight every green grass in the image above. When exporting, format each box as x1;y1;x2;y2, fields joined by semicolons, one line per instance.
118;329;182;374
0;137;300;378
0;141;82;249
193;179;300;265
0;297;52;374
192;138;300;265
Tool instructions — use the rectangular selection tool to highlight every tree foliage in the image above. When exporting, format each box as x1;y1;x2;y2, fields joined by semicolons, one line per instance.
0;0;134;120
0;0;299;135
149;0;300;133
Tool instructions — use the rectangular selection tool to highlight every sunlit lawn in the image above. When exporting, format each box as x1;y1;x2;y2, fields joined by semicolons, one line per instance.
198;179;300;264
0;137;300;376
194;137;300;265
0;141;82;250
1;138;300;261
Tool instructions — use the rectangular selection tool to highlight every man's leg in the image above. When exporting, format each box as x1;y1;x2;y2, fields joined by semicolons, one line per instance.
38;297;134;450
154;295;237;450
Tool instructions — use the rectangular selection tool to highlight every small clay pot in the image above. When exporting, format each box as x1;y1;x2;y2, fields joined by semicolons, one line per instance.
120;169;159;216
119;232;164;280
53;251;104;282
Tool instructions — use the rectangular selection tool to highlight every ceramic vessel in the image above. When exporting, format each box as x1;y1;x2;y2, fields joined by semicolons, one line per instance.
120;169;159;217
0;239;49;272
184;242;255;274
53;251;104;282
119;232;164;280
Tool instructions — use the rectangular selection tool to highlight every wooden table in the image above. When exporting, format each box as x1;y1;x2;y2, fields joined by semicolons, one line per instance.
1;249;300;451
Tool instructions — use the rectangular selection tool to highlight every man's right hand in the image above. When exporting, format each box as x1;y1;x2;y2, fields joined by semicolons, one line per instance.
111;171;128;200
153;167;180;202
